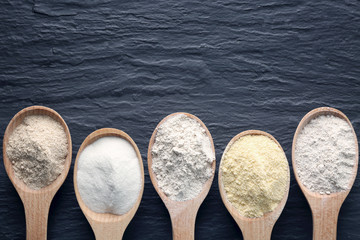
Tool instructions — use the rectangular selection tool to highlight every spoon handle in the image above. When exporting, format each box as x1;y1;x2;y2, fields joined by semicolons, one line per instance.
311;199;341;240
91;221;126;240
23;198;51;240
238;221;272;240
170;208;197;240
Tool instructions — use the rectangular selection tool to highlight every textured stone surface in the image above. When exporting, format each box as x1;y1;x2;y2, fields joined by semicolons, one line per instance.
0;0;359;239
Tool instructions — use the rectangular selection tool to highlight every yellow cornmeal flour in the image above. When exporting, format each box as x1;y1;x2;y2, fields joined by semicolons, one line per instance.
220;134;288;218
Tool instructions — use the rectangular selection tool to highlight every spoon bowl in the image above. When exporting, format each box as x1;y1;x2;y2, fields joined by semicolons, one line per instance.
73;128;144;240
218;130;290;240
3;105;72;240
147;112;216;240
292;107;359;240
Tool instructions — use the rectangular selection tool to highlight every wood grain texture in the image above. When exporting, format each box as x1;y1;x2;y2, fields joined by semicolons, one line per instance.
73;128;144;240
2;106;72;240
218;130;290;240
292;107;359;240
147;112;216;240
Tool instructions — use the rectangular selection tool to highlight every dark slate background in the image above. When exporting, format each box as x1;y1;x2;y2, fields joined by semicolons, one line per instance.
1;0;360;239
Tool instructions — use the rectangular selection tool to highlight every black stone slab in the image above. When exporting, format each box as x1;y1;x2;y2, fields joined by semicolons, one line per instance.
0;0;359;239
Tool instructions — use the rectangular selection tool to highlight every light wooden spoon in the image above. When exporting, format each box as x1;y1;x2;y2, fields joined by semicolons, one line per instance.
292;107;359;240
74;128;144;240
218;130;290;240
3;106;72;240
147;112;216;240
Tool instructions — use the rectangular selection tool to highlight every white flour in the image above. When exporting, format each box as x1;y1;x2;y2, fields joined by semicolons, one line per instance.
77;136;142;215
6;115;68;190
295;115;356;194
151;114;215;201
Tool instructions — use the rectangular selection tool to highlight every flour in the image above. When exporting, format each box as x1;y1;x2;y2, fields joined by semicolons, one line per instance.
221;134;289;218
77;136;142;215
295;115;356;194
6;115;68;190
151;114;215;201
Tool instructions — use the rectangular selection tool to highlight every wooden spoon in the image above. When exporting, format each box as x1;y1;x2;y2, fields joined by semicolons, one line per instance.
218;130;290;240
292;107;359;240
3;106;72;240
73;128;144;240
147;112;216;240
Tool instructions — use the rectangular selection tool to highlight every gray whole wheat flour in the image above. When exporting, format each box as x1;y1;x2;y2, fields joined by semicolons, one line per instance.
151;114;215;201
295;115;356;194
6;115;68;190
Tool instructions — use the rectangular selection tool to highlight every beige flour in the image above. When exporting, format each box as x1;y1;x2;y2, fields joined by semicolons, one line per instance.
6;115;68;190
221;135;289;218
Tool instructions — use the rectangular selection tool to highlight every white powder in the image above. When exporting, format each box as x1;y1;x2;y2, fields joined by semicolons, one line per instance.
151;114;215;201
6;115;68;190
77;136;142;215
295;115;356;194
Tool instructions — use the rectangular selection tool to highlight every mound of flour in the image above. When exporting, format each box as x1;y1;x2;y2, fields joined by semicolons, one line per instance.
6;115;68;190
151;114;215;201
295;115;356;194
77;136;142;215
